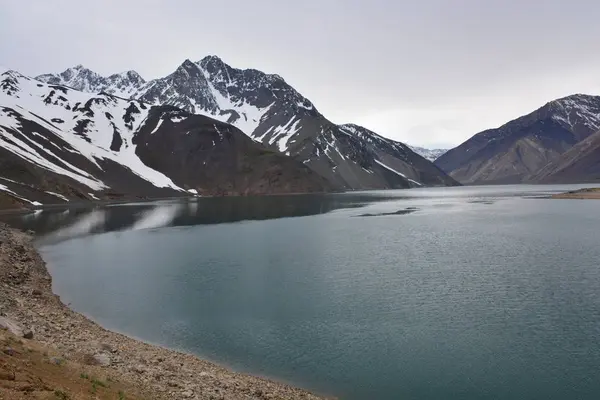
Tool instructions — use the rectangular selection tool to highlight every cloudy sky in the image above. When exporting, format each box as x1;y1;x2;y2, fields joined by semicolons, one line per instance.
2;0;600;148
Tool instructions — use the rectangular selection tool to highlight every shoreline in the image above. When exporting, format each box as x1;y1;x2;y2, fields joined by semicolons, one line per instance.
551;187;600;199
0;223;331;399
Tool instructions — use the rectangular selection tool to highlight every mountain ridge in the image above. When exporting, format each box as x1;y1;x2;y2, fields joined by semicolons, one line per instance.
435;94;600;184
0;68;333;207
408;146;447;162
37;56;459;190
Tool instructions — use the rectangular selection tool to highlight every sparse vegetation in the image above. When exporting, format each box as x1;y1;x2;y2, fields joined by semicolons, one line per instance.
53;389;70;400
91;377;108;388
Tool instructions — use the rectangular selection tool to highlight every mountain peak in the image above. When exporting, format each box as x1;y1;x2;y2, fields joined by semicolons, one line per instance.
35;65;145;98
200;55;224;64
180;59;197;68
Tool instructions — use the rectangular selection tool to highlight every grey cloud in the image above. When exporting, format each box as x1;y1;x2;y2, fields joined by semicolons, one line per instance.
2;0;600;148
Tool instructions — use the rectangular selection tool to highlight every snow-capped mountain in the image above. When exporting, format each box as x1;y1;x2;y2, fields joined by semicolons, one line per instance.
408;146;447;162
436;94;600;184
37;65;146;99
38;56;458;190
0;69;331;207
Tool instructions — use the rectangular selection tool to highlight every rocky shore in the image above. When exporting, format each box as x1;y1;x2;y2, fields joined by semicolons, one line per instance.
551;187;600;199
0;223;329;400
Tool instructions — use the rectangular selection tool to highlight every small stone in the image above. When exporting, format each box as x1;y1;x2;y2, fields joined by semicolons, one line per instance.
131;364;146;374
181;390;194;398
49;357;64;365
31;289;42;297
3;347;15;356
23;330;34;339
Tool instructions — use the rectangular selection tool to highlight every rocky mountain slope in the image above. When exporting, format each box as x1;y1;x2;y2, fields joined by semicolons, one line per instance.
530;128;600;183
37;65;146;98
435;94;600;184
408;146;447;162
39;57;458;190
0;69;331;207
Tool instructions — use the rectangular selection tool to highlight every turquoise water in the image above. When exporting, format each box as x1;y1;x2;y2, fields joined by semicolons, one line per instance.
8;185;600;399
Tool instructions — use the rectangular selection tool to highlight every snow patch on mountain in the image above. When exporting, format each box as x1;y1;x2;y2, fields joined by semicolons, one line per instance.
0;182;41;206
374;159;422;186
36;66;146;99
0;70;183;192
550;94;600;131
196;63;274;135
408;146;448;161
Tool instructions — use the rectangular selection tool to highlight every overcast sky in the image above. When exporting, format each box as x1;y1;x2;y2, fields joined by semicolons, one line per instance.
3;0;600;148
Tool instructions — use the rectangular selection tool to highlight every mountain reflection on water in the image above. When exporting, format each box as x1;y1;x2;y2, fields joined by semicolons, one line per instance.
0;193;392;244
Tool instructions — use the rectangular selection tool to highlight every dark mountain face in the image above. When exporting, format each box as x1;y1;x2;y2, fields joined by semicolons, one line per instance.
134;106;334;196
529;129;600;183
0;70;333;208
435;94;600;184
38;56;459;190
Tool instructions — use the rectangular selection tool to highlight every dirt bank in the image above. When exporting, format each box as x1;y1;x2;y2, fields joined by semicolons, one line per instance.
0;223;329;400
551;187;600;199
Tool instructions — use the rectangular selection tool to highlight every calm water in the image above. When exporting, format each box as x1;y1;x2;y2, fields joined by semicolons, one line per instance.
4;185;600;399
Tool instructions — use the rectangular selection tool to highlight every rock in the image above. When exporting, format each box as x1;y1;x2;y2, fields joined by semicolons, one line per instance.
0;316;24;337
132;364;147;374
23;330;34;339
92;353;111;366
100;343;116;353
181;389;194;398
3;347;15;356
49;357;64;365
0;371;15;381
31;289;42;297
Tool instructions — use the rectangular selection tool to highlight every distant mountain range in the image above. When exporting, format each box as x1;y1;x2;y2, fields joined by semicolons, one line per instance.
435;94;600;184
0;57;458;208
408;146;447;162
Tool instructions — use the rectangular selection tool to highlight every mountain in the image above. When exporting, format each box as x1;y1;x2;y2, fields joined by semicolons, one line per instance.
0;69;332;208
435;94;600;184
38;57;459;190
37;65;146;99
408;146;447;162
529;128;600;183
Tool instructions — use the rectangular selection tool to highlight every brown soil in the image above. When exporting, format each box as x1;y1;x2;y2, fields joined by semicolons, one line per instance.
0;223;331;400
551;187;600;199
0;330;143;400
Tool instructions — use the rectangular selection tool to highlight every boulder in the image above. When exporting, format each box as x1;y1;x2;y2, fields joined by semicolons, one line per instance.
0;316;23;337
92;353;111;366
